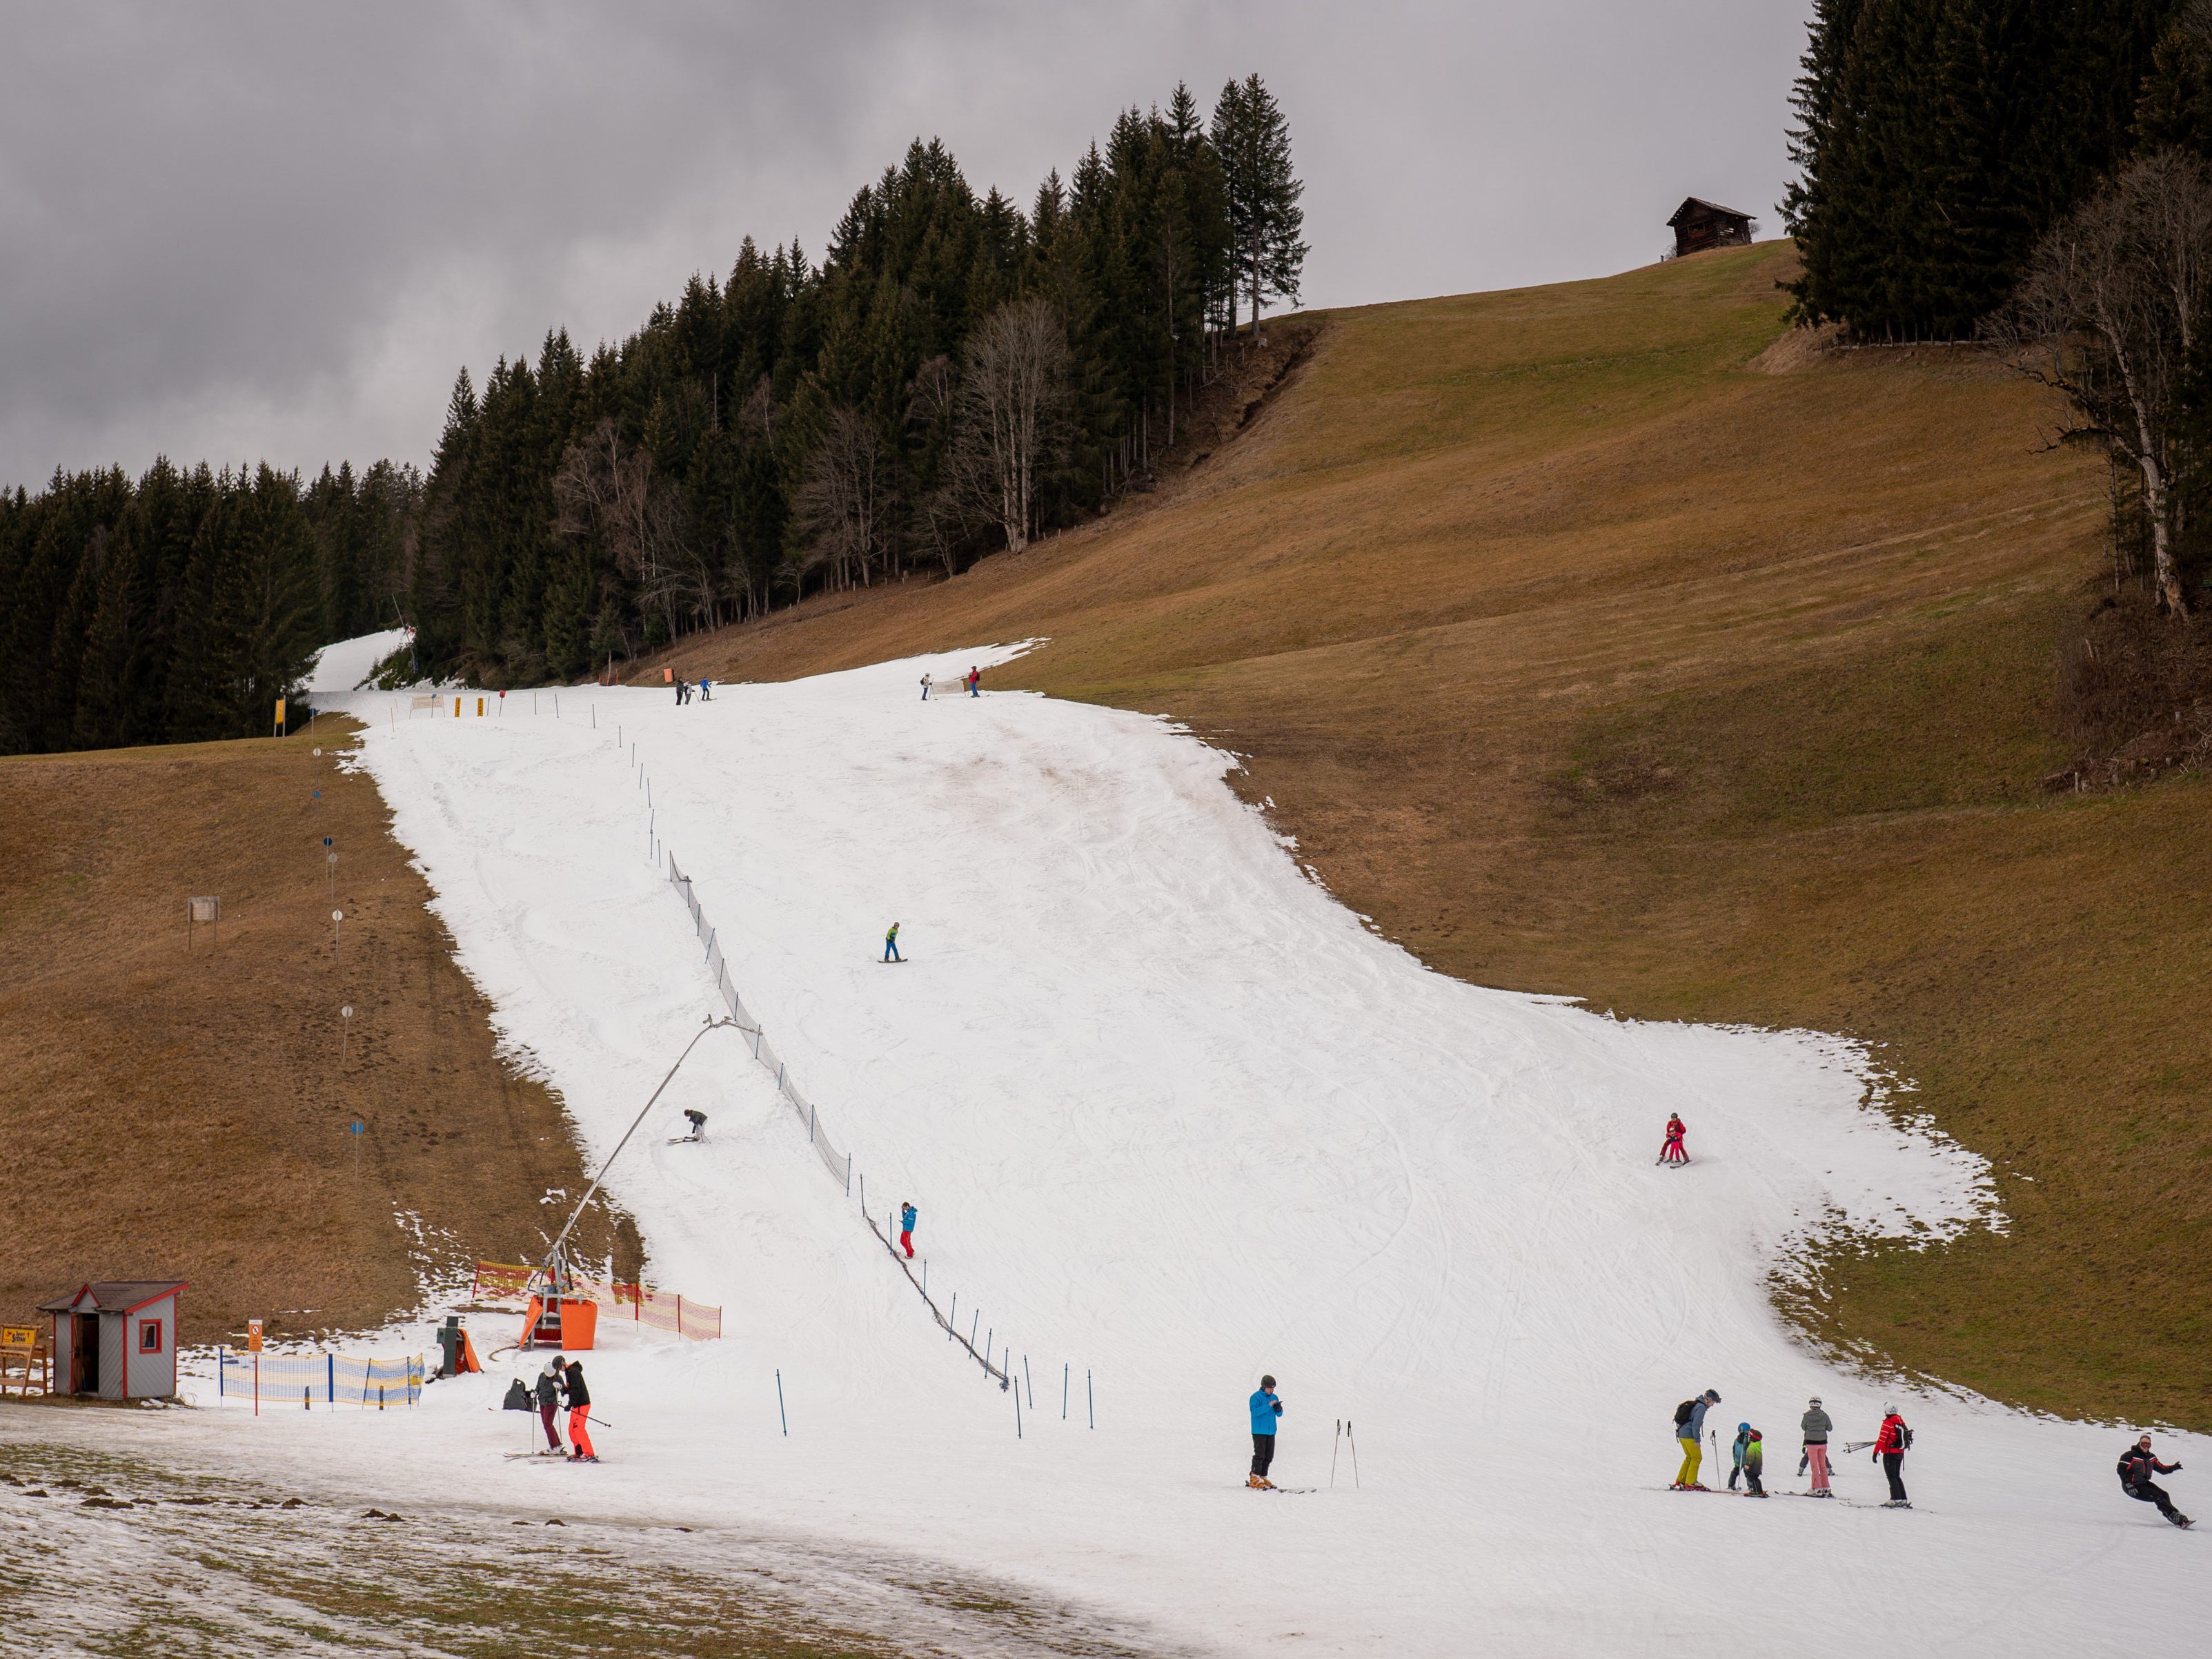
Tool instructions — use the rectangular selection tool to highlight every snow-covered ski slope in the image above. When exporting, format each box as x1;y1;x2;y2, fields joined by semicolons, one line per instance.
328;652;2203;1657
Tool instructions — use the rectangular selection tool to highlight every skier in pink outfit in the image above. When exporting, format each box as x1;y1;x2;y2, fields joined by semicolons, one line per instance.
1658;1112;1689;1166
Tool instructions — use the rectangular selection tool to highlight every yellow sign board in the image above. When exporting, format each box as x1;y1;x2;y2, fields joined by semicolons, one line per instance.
246;1319;264;1353
0;1326;34;1353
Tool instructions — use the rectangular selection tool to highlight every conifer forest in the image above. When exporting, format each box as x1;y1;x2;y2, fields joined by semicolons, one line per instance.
0;75;1306;749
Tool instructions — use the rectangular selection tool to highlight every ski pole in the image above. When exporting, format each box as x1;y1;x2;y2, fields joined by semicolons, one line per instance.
1332;1419;1341;1488
1349;1419;1359;1488
776;1368;787;1436
1088;1368;1094;1429
1063;1362;1069;1420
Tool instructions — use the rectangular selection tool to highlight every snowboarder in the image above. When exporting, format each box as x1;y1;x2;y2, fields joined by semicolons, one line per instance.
1728;1422;1751;1490
884;922;902;962
2117;1435;2191;1527
1740;1426;1767;1497
561;1356;596;1462
1672;1388;1721;1489
533;1359;564;1453
920;672;934;700
1248;1375;1285;1488
1658;1112;1688;1166
899;1200;917;1259
1801;1396;1835;1495
1873;1404;1910;1506
967;665;981;697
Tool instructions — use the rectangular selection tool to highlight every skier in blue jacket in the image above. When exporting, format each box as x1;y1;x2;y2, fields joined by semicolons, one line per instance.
1247;1375;1285;1489
898;1201;917;1259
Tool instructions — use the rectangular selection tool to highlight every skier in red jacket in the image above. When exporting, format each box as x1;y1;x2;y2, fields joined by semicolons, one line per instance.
1657;1113;1689;1166
1873;1406;1911;1507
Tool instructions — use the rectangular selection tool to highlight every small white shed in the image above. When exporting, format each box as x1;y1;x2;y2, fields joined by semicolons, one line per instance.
38;1282;188;1400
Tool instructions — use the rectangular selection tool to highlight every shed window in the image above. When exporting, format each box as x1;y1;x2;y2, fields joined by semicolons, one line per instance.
138;1319;164;1355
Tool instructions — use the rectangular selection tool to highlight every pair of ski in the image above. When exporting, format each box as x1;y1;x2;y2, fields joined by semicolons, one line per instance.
1251;1417;1358;1495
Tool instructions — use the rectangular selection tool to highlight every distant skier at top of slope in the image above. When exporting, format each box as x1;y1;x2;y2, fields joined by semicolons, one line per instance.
920;672;933;700
2117;1434;2192;1528
1873;1405;1911;1508
1658;1113;1689;1167
1248;1375;1285;1489
966;665;981;696
1672;1388;1721;1489
884;923;902;962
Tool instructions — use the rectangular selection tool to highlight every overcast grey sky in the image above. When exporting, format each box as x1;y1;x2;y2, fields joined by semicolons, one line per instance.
0;1;1808;490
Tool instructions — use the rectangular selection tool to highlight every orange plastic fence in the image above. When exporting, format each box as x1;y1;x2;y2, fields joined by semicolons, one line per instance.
473;1262;721;1341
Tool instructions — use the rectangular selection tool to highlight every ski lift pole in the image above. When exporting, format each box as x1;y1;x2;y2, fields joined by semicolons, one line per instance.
535;1015;740;1291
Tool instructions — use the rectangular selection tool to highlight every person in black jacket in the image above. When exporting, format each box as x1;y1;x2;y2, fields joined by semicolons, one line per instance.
562;1356;597;1463
2117;1435;2190;1527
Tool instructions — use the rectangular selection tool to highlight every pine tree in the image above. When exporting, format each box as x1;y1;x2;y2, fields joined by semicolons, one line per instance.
1211;75;1307;340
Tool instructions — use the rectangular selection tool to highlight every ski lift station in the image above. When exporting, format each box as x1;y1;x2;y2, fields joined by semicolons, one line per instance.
37;1281;188;1400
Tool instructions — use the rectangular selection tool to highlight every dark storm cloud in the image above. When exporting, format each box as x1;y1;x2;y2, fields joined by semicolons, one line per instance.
0;1;1805;489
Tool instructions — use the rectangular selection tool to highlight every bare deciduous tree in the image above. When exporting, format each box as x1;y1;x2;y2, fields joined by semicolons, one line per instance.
1988;149;2212;616
957;297;1070;553
792;406;888;592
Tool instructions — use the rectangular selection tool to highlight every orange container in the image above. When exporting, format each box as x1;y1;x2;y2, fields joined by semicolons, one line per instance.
519;1295;598;1351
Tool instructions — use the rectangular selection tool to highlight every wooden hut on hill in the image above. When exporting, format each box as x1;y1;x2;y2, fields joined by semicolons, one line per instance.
1668;198;1757;257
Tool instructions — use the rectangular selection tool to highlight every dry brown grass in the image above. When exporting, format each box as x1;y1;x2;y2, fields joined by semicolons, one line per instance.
644;242;2209;1427
0;720;629;1346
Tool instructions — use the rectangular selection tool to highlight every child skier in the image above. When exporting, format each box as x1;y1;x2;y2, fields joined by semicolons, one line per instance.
884;922;902;962
1728;1423;1751;1490
2117;1435;2191;1528
1247;1375;1285;1489
899;1201;917;1258
1658;1113;1689;1166
1739;1426;1766;1497
562;1356;596;1463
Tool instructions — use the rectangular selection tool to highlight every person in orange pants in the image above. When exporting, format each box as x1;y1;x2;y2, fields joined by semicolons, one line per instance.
561;1357;596;1462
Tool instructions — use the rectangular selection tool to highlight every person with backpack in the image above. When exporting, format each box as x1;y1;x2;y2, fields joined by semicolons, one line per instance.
561;1356;596;1463
1801;1397;1835;1495
898;1200;918;1259
1873;1405;1911;1507
1247;1375;1285;1489
533;1359;564;1453
884;922;902;963
1739;1426;1767;1497
967;665;981;697
1672;1388;1721;1489
2117;1435;2191;1528
920;672;934;701
1658;1113;1688;1166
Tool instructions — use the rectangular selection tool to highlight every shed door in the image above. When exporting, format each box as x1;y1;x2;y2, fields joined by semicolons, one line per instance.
72;1315;98;1394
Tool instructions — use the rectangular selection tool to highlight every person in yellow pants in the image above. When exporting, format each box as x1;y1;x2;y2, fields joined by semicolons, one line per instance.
1672;1388;1721;1490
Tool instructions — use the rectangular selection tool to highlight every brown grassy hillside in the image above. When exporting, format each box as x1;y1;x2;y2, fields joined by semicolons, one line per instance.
0;723;629;1347
647;242;2210;1428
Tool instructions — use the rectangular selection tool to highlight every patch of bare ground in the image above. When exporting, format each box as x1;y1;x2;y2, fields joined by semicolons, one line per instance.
0;722;632;1345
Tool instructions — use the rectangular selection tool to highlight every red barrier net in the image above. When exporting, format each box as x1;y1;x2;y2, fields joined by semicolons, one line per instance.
471;1263;721;1341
